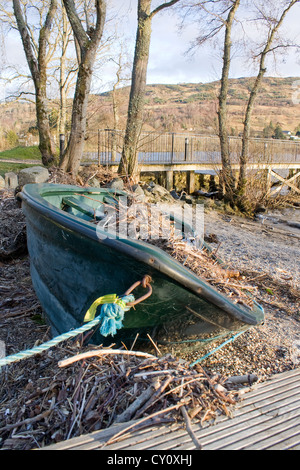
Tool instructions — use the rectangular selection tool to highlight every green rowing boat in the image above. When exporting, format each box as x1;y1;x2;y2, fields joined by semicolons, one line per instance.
20;183;264;349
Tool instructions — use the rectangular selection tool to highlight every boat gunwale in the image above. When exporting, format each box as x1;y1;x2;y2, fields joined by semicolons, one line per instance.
19;183;264;327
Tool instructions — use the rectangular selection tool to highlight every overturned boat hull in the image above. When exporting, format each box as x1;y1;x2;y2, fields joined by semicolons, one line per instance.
20;183;264;348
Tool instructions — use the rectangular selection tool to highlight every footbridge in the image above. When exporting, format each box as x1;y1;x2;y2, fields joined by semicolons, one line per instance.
82;129;300;194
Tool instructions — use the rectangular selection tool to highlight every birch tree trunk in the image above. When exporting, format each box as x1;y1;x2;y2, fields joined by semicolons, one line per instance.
217;0;240;201
59;0;106;175
58;4;69;138
118;0;180;181
238;0;299;195
13;0;57;166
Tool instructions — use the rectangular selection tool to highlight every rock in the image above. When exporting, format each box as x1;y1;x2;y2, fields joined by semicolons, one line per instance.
144;183;175;203
0;175;5;190
131;184;146;202
204;233;219;244
254;204;267;214
106;177;124;191
150;183;170;196
88;177;101;188
170;190;180;200
18;166;50;186
5;172;19;190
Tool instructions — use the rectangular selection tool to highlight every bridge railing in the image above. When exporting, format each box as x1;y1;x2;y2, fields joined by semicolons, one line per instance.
83;129;300;166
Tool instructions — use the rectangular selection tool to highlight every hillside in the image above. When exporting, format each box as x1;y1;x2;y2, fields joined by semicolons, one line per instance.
91;76;300;137
1;77;300;141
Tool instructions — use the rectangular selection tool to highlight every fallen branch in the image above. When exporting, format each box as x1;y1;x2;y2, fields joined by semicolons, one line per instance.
58;349;157;368
101;403;185;448
114;379;161;423
225;374;258;386
0;410;51;433
134;376;174;419
181;405;202;450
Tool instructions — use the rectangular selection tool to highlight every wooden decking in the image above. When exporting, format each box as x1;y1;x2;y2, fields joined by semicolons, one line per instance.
43;368;300;451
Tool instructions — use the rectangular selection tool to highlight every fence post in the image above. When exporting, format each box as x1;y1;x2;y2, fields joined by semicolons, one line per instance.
184;138;189;161
59;134;65;158
171;133;175;164
97;130;101;166
166;170;174;191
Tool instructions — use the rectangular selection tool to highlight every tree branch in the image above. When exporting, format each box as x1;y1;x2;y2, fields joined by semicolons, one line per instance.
63;0;89;52
12;0;39;81
150;0;181;19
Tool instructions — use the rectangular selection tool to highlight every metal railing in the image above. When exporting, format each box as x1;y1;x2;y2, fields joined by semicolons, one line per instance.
83;129;300;167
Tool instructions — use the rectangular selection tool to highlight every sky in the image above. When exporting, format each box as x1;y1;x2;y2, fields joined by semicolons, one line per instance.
1;0;300;100
95;0;300;92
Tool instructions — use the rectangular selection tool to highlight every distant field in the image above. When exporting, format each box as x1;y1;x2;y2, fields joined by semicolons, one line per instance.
0;146;42;177
0;146;42;161
0;161;33;177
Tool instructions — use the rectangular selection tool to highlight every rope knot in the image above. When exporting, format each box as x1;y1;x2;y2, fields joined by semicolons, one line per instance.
83;294;135;337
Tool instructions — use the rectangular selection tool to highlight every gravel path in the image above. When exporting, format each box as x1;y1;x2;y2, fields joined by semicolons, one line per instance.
204;207;300;287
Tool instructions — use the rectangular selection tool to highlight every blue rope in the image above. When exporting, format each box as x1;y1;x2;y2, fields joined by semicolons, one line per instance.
99;295;134;337
189;331;245;368
0;294;135;368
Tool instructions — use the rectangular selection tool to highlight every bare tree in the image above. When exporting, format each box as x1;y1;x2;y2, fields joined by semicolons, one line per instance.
109;40;132;161
238;0;300;195
12;0;57;165
55;2;77;138
179;0;241;201
118;0;181;181
217;0;240;201
59;0;106;175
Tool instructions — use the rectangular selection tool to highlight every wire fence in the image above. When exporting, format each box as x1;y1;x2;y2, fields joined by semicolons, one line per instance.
82;129;300;167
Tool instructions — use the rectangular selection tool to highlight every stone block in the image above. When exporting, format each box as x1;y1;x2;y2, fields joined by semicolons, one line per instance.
5;172;19;189
131;184;146;202
0;175;5;190
18;166;50;186
106;177;124;191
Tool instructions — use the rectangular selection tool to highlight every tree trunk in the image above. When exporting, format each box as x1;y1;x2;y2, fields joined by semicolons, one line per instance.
238;0;298;196
59;0;106;175
36;89;56;165
118;0;152;180
13;0;57;166
60;63;93;174
217;0;240;201
238;72;265;195
58;5;69;139
118;0;180;181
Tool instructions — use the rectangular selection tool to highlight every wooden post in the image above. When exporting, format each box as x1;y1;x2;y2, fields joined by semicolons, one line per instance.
171;133;175;164
98;129;101;167
166;170;174;191
265;168;272;194
184;138;189;161
187;171;195;194
59;134;65;158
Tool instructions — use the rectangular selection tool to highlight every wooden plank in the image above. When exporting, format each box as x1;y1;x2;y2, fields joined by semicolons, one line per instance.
96;391;300;451
243;422;300;451
271;436;300;451
269;170;300;195
204;408;300;450
40;420;143;451
102;370;300;451
76;424;180;451
41;369;300;451
175;398;300;451
148;400;300;451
